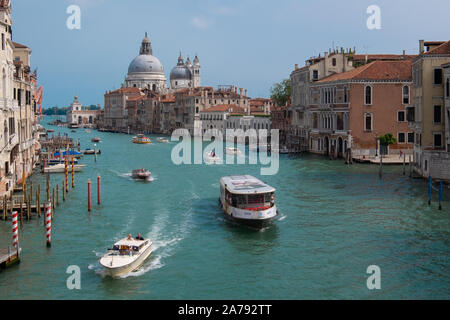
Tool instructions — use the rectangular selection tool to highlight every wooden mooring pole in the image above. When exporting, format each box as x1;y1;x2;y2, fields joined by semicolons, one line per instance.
62;179;66;201
428;176;432;206
439;181;443;211
3;195;6;221
88;179;91;212
379;154;383;178
403;153;406;175
97;175;101;205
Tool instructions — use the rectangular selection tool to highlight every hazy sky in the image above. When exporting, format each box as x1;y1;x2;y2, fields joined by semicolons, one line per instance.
10;0;450;108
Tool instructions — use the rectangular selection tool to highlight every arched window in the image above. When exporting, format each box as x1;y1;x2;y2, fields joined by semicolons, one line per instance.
365;86;372;105
403;85;410;104
364;113;372;131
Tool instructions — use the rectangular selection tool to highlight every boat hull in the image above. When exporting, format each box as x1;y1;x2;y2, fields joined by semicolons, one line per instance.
44;164;85;173
220;199;277;229
100;246;153;278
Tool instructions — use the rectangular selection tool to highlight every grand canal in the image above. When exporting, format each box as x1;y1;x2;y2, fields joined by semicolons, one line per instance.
1;117;449;299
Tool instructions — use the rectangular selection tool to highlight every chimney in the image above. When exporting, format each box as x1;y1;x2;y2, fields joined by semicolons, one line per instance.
239;88;243;100
244;89;247;97
295;64;299;70
419;40;424;54
324;52;328;58
402;50;406;57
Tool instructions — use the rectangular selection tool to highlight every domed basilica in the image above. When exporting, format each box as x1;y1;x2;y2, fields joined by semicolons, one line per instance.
125;33;201;93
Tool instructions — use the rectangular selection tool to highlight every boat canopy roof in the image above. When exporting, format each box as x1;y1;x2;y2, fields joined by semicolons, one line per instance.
220;175;275;195
114;238;149;247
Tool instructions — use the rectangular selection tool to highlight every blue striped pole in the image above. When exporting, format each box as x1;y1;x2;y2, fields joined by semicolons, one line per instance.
439;181;443;210
428;176;432;205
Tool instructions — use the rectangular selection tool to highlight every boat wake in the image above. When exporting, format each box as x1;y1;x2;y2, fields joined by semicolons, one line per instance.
278;214;287;221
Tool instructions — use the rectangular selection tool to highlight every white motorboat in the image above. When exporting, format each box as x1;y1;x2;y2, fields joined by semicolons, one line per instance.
131;169;151;181
204;151;221;164
43;163;85;173
156;137;169;143
99;237;153;278
225;147;242;156
219;175;277;229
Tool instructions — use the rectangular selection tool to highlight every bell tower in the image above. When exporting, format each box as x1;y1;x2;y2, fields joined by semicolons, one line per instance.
193;55;201;88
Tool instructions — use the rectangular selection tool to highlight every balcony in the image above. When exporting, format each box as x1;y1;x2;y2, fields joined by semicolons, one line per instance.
5;134;18;152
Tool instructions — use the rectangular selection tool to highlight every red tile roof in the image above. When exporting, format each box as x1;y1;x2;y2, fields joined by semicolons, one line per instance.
316;60;412;83
13;42;28;49
424;40;450;55
201;104;245;113
107;87;141;95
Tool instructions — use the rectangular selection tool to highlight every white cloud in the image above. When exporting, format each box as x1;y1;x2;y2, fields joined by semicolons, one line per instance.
190;16;213;30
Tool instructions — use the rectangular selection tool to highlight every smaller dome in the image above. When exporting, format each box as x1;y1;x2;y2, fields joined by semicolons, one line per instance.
170;65;192;80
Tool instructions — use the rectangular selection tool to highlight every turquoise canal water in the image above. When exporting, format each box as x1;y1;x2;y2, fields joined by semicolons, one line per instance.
0;116;449;299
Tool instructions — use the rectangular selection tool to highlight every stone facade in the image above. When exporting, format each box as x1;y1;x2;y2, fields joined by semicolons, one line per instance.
0;1;40;197
409;40;450;181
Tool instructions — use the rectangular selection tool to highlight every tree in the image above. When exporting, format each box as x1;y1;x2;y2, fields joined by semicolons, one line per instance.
379;133;396;155
270;79;291;107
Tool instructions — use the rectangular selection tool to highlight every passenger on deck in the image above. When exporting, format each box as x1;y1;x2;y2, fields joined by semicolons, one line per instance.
127;234;132;240
135;233;144;240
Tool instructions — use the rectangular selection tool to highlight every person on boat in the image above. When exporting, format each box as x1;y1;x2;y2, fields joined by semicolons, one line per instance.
127;234;133;240
135;233;144;241
212;151;216;157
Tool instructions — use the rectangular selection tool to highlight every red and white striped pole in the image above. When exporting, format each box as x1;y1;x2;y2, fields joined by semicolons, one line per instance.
12;211;18;249
45;202;52;247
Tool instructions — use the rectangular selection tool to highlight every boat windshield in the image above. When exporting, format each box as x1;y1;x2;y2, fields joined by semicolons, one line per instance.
226;191;274;209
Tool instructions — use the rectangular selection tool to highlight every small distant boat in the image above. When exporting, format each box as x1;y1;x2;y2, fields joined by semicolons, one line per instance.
83;148;101;155
91;137;101;143
132;134;152;144
85;129;91;133
156;137;169;143
131;169;151;181
205;151;221;164
47;129;55;133
99;237;153;278
225;147;241;156
279;146;289;154
71;130;77;133
44;163;85;173
219;175;277;229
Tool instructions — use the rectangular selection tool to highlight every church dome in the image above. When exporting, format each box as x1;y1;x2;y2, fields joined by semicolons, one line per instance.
170;64;192;80
128;54;164;74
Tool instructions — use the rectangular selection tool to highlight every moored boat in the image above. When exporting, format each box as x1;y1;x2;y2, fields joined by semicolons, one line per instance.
83;148;101;155
44;163;85;173
156;137;169;143
132;134;152;144
219;175;277;229
99;237;153;278
91;137;101;143
131;169;151;180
